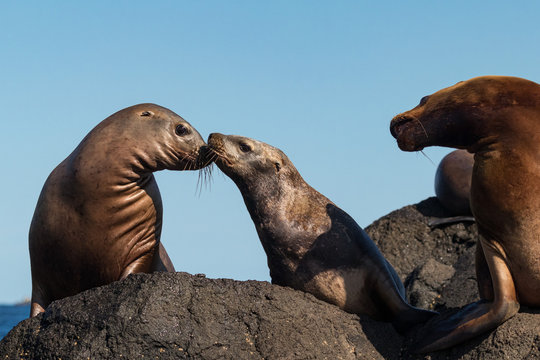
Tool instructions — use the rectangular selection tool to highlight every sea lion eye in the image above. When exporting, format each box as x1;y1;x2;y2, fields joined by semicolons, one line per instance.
239;143;252;153
175;124;189;136
140;111;153;117
419;96;429;106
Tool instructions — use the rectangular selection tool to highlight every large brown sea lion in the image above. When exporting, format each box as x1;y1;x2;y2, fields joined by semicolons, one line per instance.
29;104;207;317
205;133;436;332
390;76;540;352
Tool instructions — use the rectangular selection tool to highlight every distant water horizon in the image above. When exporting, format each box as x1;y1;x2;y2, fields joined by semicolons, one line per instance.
0;305;30;340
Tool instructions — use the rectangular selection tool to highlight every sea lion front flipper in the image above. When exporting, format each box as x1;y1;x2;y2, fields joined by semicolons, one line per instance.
150;242;176;272
120;251;156;279
412;236;520;353
428;215;475;228
30;298;46;317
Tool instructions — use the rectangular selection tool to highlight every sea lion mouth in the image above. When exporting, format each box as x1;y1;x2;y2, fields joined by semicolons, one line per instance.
390;115;428;152
204;145;234;167
389;115;413;139
174;151;205;171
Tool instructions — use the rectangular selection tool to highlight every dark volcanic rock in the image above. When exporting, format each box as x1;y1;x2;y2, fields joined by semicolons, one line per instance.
365;197;480;310
1;198;538;359
0;272;400;360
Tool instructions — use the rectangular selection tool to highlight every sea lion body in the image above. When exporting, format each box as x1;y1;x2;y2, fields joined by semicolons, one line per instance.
390;76;540;351
435;149;474;216
428;149;475;227
29;104;206;317
206;133;436;331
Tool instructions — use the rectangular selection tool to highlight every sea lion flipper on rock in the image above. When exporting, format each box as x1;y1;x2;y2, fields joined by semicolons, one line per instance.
390;75;540;352
122;242;175;277
427;216;475;228
30;286;46;317
414;234;520;352
151;242;176;272
323;204;436;332
206;133;437;333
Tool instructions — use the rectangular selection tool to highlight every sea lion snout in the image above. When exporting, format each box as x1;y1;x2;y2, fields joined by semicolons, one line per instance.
390;114;424;151
206;133;235;168
390;114;413;139
207;133;225;149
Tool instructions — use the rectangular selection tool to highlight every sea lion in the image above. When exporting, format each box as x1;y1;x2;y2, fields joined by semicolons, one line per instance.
205;133;436;332
29;104;207;317
429;149;475;227
390;76;540;352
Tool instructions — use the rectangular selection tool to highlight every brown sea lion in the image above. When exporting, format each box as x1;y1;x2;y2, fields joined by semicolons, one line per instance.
390;76;540;352
205;133;436;332
29;104;207;317
429;149;475;227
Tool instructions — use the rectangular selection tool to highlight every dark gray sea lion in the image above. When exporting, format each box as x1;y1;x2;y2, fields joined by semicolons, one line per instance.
390;75;540;352
29;103;207;317
429;149;475;227
205;133;436;332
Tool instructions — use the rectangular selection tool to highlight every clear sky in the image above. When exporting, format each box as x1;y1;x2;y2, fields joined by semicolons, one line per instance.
1;1;539;304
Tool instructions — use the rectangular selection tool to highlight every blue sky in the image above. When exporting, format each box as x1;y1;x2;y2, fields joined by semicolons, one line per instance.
1;1;539;304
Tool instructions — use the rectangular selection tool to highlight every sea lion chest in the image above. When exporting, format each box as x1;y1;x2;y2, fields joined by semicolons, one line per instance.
471;149;540;305
31;156;163;284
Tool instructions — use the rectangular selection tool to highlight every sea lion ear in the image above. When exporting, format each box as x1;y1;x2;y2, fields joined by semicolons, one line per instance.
274;162;281;172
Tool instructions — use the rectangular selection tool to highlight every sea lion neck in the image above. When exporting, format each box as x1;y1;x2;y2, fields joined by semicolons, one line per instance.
66;140;158;188
240;172;330;244
66;122;182;189
468;106;540;156
236;173;284;223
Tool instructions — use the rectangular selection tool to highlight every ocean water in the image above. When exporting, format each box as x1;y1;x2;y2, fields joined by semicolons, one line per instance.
0;305;30;340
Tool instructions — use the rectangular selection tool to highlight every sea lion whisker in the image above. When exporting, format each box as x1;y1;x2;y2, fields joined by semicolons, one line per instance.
419;150;435;166
415;118;429;141
195;163;215;195
209;148;234;166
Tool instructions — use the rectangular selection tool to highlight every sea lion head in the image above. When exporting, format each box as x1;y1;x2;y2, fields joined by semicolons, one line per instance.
90;103;208;173
389;76;539;152
205;133;297;189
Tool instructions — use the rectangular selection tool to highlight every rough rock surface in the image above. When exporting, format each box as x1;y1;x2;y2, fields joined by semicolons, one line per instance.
1;198;539;359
